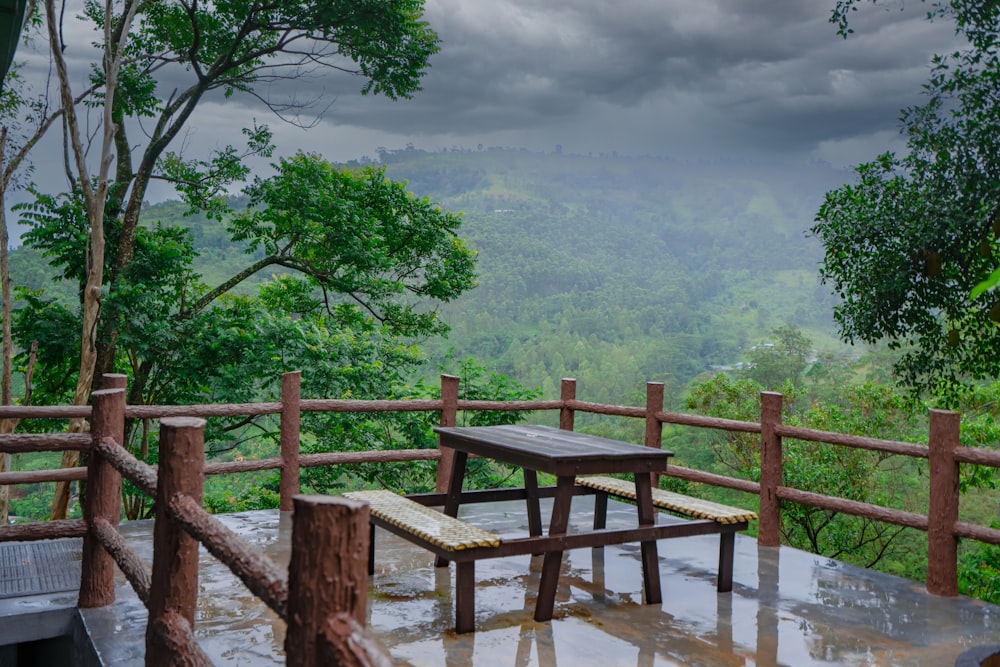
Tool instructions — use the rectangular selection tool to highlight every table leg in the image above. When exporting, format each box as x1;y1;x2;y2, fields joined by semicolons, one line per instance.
593;491;608;531
634;472;662;604
443;450;468;518
534;475;575;622
437;450;468;568
523;469;543;537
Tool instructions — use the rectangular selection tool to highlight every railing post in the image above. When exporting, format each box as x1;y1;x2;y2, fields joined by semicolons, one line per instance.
280;371;302;512
758;392;783;547
75;373;129;518
436;374;460;493
645;382;665;488
54;382;101;519
927;409;960;596
101;373;127;456
101;373;128;391
559;378;576;431
285;495;372;667
146;417;205;664
78;387;125;608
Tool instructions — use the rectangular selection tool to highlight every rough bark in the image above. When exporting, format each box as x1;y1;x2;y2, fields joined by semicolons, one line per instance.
47;0;140;519
0;37;75;523
285;495;378;666
146;417;205;665
78;388;125;609
0;152;9;523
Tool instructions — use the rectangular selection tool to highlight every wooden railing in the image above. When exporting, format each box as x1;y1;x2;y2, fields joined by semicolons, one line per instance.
82;380;390;666
0;370;993;663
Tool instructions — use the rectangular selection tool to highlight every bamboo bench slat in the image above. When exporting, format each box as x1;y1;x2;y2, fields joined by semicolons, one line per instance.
343;490;502;552
576;476;758;525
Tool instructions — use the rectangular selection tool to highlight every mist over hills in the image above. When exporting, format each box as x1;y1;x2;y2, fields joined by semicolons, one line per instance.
374;148;852;401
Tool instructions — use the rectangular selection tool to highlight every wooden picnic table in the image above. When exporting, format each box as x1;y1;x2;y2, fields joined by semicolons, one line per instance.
434;424;672;623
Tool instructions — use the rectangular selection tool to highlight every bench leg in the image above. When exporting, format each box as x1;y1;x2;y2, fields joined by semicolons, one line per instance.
455;561;476;634
718;531;735;593
368;523;375;575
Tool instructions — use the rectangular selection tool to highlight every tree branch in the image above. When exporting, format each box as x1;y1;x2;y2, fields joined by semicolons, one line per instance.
179;254;283;319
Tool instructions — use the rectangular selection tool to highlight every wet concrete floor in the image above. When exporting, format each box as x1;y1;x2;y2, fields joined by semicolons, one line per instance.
82;497;1000;666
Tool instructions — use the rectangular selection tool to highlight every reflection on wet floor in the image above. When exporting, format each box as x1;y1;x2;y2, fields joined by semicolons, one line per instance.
89;497;1000;666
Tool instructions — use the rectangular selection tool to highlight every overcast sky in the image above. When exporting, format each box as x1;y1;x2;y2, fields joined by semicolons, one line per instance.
257;0;960;167
19;0;964;197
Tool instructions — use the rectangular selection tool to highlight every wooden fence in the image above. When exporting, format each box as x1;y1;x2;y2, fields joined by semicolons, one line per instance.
0;370;994;664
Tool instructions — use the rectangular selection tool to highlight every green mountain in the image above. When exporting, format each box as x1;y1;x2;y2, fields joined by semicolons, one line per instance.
374;147;851;403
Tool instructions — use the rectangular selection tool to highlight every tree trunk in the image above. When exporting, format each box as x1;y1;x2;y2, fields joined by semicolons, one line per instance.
46;0;139;519
0;138;11;524
50;283;101;518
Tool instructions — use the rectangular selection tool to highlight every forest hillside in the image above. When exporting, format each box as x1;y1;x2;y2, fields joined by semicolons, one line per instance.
374;147;853;402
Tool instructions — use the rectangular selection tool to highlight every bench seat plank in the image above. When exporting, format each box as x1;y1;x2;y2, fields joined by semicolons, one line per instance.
344;490;501;552
576;476;758;524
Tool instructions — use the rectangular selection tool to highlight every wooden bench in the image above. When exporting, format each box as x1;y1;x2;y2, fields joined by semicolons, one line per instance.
348;480;756;632
343;489;502;633
576;475;757;592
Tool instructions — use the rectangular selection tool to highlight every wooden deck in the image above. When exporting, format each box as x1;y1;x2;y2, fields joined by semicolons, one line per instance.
3;499;1000;665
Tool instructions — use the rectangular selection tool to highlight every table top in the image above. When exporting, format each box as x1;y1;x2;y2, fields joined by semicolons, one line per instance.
434;424;672;476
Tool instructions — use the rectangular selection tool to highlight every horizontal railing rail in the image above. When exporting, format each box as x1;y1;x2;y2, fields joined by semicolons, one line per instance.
0;433;91;452
664;465;762;495
656;409;763;434
0;405;91;419
956;446;1000;467
774;486;931;531
774;423;930;458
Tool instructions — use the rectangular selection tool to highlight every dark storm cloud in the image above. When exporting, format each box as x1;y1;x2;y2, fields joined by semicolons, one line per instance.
286;0;959;163
12;0;968;178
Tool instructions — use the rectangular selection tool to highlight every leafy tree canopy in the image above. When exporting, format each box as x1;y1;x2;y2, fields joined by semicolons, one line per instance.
686;370;926;568
12;152;493;516
15;154;477;407
228;153;478;337
41;0;440;386
741;323;812;390
812;1;1000;403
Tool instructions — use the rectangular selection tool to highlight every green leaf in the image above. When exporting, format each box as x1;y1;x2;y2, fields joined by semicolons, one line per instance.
971;266;1000;299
